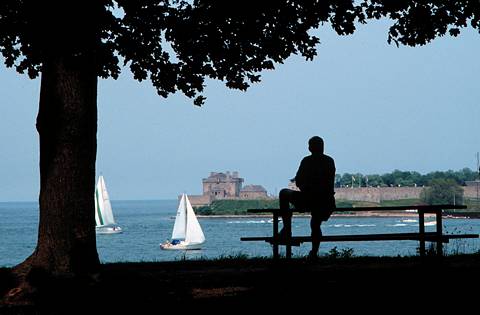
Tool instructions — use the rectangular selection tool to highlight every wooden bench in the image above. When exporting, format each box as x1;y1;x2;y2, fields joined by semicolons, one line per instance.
240;204;478;259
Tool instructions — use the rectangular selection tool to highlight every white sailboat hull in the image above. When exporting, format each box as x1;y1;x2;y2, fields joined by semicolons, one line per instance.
96;225;123;234
160;241;204;250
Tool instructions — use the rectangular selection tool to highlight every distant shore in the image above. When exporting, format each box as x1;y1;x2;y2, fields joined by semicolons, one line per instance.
197;212;446;219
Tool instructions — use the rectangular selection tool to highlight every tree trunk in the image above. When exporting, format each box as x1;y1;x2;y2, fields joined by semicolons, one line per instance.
17;53;100;278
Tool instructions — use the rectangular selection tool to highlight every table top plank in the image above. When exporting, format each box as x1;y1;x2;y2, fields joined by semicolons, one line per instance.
246;204;467;214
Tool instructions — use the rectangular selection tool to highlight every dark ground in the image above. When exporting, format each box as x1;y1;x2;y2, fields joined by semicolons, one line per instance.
1;254;479;313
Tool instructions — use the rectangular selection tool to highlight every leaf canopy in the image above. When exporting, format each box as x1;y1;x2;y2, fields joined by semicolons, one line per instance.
1;0;479;105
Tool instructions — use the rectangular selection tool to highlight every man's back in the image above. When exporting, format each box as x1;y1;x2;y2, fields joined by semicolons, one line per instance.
294;153;335;197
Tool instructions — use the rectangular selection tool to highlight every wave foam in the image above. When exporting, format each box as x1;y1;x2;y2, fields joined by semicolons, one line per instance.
227;220;269;224
329;224;376;228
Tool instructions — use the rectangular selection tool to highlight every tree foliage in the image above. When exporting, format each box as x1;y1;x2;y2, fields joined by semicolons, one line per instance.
3;1;479;107
0;0;365;105
336;168;478;187
420;178;464;205
362;0;480;46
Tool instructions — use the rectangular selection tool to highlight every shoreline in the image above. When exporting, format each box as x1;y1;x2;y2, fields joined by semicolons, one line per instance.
195;212;468;219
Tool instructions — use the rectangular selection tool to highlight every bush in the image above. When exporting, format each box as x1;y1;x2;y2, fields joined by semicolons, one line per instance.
420;178;464;205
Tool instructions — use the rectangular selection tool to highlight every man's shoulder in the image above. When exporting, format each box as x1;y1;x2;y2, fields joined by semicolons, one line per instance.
303;154;335;166
323;154;335;163
321;154;336;168
308;153;335;162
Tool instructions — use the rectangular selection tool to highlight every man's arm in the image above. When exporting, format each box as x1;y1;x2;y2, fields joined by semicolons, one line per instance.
324;157;336;192
294;158;307;190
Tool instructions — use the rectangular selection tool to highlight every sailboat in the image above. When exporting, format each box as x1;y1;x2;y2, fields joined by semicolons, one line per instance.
95;175;122;234
160;193;205;250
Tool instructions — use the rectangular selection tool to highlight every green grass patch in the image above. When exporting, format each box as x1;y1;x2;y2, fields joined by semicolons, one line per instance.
379;199;424;207
464;198;480;211
195;199;279;215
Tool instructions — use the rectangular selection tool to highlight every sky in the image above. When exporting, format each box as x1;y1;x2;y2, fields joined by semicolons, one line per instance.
1;20;479;202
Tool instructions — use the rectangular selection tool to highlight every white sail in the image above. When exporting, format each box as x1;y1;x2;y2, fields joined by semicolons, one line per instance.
95;176;116;227
95;176;114;226
161;193;205;250
184;195;205;244
171;193;187;240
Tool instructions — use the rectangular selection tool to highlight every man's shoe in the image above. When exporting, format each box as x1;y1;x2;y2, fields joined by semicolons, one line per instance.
307;250;318;261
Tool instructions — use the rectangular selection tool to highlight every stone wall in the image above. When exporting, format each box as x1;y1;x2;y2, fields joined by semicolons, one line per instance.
335;186;479;203
464;186;480;199
188;195;211;207
334;187;423;203
191;183;480;206
239;191;269;199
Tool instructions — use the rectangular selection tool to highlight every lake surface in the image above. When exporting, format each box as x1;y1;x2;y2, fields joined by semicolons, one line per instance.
1;200;479;267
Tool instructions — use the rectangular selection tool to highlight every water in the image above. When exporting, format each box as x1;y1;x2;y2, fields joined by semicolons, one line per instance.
1;200;479;267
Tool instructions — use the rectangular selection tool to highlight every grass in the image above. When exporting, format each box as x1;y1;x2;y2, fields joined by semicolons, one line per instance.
195;199;279;215
380;198;424;206
1;252;479;312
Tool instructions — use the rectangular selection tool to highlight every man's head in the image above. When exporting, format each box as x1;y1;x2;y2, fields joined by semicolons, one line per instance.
308;136;324;154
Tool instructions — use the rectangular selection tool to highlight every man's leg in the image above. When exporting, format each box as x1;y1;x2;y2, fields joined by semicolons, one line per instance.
310;198;335;257
279;188;295;236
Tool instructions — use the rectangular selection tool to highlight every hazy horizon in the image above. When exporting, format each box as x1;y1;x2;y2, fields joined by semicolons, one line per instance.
1;20;479;202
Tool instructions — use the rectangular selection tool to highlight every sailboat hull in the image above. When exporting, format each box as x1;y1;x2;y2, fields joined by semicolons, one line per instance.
96;226;123;234
160;241;204;250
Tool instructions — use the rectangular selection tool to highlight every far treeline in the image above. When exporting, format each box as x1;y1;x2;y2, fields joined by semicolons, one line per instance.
335;168;479;188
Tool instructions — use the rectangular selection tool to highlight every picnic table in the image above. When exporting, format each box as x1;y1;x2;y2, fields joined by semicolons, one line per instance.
241;204;478;259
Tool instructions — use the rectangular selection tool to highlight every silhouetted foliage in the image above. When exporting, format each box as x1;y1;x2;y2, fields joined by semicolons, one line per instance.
362;0;480;46
0;0;365;106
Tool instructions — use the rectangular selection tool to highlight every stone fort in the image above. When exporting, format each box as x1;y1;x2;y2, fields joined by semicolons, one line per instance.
188;171;269;206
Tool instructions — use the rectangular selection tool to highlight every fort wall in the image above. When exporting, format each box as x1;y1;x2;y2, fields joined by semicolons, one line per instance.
334;187;422;203
335;186;479;203
464;186;480;199
187;195;211;207
239;191;270;199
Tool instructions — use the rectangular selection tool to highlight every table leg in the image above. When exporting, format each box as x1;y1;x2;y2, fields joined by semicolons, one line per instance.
419;210;425;257
436;209;443;256
273;212;279;260
286;223;292;259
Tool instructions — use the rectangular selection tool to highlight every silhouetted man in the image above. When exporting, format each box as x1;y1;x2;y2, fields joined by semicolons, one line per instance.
279;136;336;258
